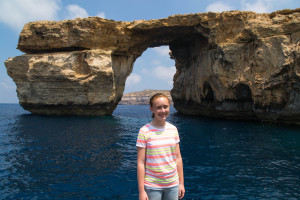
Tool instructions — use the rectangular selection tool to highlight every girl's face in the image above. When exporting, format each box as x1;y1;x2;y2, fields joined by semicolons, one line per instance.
150;97;170;122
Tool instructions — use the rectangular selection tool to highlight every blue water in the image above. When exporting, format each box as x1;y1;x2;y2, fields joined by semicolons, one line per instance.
0;104;299;200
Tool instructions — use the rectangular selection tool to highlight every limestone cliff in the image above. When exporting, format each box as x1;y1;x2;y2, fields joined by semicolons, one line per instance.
119;90;172;105
5;8;300;124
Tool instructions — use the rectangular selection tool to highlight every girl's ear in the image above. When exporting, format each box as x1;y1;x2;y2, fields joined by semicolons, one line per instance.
150;106;155;118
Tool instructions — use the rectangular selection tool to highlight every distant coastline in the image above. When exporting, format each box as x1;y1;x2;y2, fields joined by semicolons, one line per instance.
119;89;173;105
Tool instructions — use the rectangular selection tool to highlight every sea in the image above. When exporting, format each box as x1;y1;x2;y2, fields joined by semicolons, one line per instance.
0;104;299;200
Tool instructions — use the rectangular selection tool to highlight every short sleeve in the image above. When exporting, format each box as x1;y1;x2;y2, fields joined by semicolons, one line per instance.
136;128;147;148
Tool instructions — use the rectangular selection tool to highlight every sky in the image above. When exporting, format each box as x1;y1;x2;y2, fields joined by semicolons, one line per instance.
0;0;299;103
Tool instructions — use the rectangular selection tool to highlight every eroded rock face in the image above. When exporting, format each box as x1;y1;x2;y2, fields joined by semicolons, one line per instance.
5;8;300;123
169;10;300;124
5;50;135;115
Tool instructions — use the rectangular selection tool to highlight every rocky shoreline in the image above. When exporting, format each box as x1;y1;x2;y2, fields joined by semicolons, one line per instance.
119;90;173;105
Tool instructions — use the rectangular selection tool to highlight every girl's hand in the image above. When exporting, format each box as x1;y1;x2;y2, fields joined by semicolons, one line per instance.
179;184;185;199
139;190;149;200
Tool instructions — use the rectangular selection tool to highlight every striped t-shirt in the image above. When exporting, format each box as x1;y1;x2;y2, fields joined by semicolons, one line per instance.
136;122;180;188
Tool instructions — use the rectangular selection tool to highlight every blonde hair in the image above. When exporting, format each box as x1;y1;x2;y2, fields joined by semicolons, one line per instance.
149;93;170;118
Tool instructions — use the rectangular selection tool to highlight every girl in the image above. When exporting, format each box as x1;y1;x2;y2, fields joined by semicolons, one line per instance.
136;93;185;200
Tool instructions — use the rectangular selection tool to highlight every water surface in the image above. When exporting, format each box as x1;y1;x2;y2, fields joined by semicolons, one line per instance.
0;104;299;199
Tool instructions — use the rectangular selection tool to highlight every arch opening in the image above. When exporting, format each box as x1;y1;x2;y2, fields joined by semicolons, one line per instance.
120;45;176;105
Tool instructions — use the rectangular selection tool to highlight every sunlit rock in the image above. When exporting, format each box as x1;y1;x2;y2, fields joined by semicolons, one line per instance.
5;50;135;115
5;8;300;124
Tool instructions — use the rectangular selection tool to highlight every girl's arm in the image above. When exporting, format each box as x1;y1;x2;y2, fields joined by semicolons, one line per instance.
176;143;185;199
137;147;148;200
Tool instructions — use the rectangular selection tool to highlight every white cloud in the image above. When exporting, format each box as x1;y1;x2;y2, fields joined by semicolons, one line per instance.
126;73;141;86
154;66;176;85
241;0;271;13
141;68;149;74
153;46;170;57
0;0;61;31
97;12;105;19
205;1;234;12
65;4;88;19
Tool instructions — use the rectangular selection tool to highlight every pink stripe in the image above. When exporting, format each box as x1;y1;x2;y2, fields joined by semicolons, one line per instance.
146;171;177;179
148;144;176;148
147;168;177;176
149;128;160;132
147;128;176;132
146;153;176;159
146;158;176;166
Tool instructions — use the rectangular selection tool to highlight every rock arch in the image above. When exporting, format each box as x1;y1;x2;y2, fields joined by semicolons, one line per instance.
5;9;300;124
